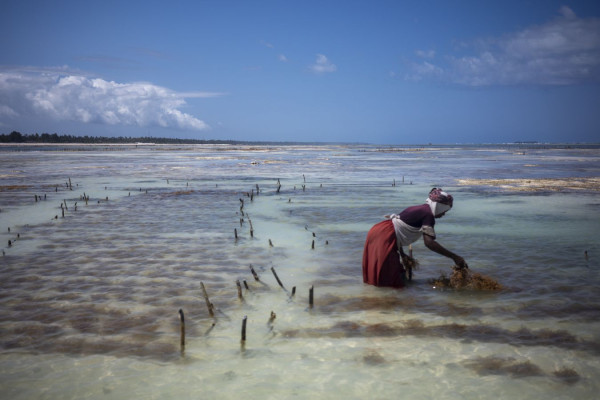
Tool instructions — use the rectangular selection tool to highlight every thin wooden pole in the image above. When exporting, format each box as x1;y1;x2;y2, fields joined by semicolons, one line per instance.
309;285;314;309
241;316;247;342
236;280;243;299
178;309;185;352
200;282;215;317
271;267;286;290
408;244;413;281
249;264;260;281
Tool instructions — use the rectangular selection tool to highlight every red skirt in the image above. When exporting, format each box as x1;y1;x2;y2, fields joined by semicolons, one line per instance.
362;220;406;288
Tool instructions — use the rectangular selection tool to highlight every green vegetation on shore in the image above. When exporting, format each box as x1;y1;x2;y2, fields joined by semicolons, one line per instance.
0;131;256;145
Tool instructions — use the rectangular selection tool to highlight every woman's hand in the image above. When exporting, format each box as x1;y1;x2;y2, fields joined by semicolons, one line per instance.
453;255;468;269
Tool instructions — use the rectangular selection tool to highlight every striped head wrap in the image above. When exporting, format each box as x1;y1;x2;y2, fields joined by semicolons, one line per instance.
426;188;453;216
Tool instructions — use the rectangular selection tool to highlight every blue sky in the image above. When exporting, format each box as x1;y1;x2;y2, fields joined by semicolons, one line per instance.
1;0;599;144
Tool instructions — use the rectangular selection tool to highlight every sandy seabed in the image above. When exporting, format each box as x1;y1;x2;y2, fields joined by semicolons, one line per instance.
457;177;600;192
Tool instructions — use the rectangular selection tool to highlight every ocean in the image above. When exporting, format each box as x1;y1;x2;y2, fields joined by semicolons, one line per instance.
1;143;599;399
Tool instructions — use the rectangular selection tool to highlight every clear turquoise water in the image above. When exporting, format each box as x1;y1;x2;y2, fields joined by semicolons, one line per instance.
1;144;599;399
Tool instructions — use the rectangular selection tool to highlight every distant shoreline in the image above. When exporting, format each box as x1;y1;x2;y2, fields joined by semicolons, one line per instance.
0;131;598;148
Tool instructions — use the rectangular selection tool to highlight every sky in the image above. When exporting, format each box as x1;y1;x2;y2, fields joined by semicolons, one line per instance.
1;0;599;144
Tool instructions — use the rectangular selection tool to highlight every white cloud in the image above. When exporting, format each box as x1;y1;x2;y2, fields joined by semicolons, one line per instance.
416;49;436;59
309;54;337;74
278;54;288;62
0;67;222;130
404;61;444;82
407;7;600;86
0;105;18;117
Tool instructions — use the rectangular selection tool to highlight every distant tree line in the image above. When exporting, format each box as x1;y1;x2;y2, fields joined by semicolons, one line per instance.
0;131;327;145
0;131;265;145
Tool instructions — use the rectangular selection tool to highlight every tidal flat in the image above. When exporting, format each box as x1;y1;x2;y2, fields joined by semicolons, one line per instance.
1;143;599;399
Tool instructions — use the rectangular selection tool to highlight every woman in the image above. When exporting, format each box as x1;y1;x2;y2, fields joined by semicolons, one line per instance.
362;188;468;288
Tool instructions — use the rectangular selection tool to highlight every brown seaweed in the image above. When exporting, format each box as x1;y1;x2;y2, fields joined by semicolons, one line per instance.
430;266;502;290
553;367;581;385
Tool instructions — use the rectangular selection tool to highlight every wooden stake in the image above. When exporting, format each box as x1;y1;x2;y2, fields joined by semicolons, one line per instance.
236;280;243;299
200;282;215;317
309;285;314;308
311;240;315;250
241;316;247;342
249;264;260;281
178;309;185;352
234;228;238;240
408;244;413;281
271;267;286;290
269;239;273;247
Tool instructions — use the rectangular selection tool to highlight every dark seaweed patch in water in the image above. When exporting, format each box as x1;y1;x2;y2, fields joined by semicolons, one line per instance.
282;319;600;355
314;293;484;318
514;301;600;321
553;367;581;385
462;356;543;378
362;349;386;366
462;356;580;384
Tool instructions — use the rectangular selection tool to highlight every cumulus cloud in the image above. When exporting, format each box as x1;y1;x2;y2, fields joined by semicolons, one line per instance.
309;54;337;74
416;49;436;59
0;67;222;130
407;7;600;86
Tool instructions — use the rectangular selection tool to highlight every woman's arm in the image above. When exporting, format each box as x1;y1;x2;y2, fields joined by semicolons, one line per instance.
423;234;468;268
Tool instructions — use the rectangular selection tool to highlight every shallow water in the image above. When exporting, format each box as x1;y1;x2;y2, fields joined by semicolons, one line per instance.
1;143;599;399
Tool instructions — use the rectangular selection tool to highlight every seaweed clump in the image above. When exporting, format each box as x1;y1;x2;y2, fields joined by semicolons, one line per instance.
430;266;502;291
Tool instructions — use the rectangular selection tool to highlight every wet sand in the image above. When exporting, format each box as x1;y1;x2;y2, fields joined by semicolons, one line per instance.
457;177;600;192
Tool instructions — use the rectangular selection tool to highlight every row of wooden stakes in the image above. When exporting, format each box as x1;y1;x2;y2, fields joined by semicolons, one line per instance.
181;179;315;353
177;265;314;353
